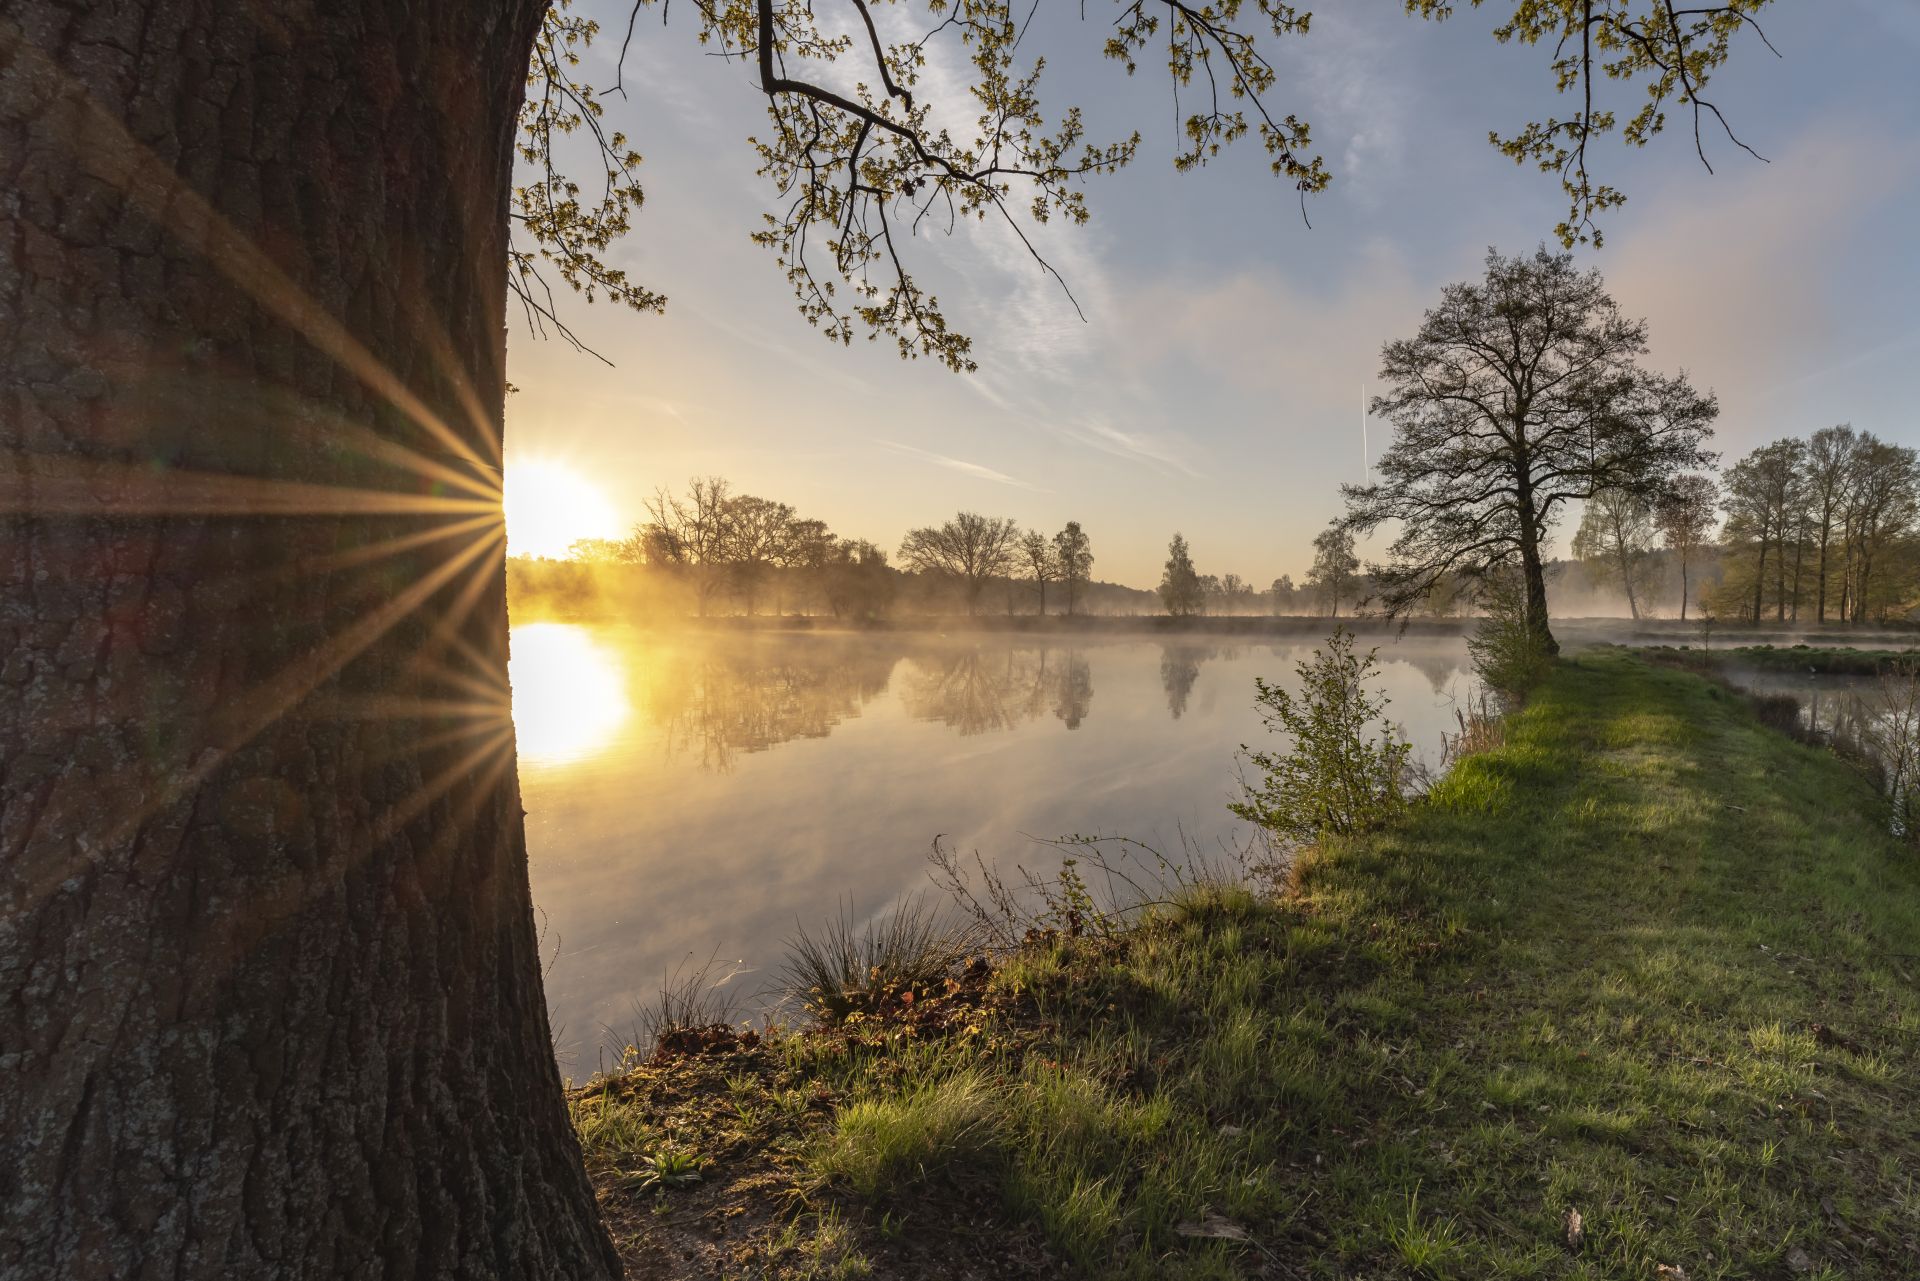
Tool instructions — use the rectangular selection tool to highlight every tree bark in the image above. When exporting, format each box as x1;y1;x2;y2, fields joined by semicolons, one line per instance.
1514;484;1558;656
1;6;619;1278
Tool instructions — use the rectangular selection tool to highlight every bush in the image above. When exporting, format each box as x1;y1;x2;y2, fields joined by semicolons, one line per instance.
1230;627;1413;849
1467;569;1553;697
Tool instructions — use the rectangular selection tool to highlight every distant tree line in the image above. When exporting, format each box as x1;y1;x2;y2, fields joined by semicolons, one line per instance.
548;481;1156;619
1553;425;1920;626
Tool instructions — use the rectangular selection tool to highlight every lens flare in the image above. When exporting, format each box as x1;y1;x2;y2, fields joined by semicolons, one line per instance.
503;460;621;559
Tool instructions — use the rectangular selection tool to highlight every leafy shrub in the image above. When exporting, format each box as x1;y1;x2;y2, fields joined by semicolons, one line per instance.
1230;627;1413;849
1467;568;1553;697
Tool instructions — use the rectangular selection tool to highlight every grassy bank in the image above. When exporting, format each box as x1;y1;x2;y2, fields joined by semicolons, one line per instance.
576;655;1920;1279
1642;644;1920;677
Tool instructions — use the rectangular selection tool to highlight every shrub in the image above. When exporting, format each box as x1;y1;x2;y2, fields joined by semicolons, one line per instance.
1230;627;1413;850
1467;568;1553;697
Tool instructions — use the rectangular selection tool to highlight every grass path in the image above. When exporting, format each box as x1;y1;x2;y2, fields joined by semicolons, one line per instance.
578;654;1920;1279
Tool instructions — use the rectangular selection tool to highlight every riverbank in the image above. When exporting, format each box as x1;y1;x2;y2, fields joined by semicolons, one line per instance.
574;655;1920;1278
510;606;1473;637
1639;643;1920;677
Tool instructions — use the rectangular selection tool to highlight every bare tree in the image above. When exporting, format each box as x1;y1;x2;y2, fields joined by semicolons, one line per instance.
899;513;1020;615
645;476;737;615
1052;521;1095;616
1654;474;1718;621
1572;488;1656;618
1343;248;1717;654
1019;530;1058;615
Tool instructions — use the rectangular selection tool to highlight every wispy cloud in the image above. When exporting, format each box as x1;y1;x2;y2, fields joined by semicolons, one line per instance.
877;439;1044;490
1291;7;1412;202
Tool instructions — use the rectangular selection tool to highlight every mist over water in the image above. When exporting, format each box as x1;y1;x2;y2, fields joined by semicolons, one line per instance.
511;624;1477;1075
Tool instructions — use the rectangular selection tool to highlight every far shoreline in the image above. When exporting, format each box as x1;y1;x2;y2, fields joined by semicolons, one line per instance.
503;602;1920;648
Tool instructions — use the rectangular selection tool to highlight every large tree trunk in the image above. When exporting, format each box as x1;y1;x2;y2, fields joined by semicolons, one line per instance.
1;6;620;1279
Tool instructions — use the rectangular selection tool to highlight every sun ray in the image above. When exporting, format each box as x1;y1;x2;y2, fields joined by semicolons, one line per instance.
0;456;500;517
291;514;504;579
85;525;506;861
9;28;500;468
201;732;520;979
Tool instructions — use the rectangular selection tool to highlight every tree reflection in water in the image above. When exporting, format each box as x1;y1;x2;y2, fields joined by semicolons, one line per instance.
641;640;898;770
1051;651;1093;730
1159;644;1241;720
897;645;1052;735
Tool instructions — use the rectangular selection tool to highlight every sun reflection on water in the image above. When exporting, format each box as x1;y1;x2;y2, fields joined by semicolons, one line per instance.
509;623;631;766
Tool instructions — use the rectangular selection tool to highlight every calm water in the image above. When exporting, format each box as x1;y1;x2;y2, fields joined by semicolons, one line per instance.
510;624;1473;1075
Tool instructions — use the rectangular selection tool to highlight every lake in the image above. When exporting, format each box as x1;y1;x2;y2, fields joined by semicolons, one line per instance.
510;623;1476;1077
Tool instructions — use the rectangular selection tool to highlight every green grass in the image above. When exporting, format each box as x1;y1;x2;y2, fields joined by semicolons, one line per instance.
578;654;1920;1278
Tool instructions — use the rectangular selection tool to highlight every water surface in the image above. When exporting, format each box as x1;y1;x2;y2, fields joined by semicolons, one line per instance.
510;624;1474;1075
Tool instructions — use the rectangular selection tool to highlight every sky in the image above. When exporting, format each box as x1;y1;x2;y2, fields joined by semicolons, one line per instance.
502;0;1920;586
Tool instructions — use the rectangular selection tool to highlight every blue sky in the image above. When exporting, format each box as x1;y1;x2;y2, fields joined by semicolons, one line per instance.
504;0;1920;586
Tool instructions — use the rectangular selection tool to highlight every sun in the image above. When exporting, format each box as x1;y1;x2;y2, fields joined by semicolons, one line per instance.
502;459;622;559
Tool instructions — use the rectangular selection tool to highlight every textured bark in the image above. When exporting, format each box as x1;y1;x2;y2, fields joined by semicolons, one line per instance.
1;4;619;1278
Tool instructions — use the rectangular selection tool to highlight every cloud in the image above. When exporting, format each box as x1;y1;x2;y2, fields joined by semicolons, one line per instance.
1604;122;1920;447
1291;7;1412;201
877;439;1044;490
1112;240;1432;410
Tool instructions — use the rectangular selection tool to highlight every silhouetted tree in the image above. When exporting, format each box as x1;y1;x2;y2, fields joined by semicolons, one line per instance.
1159;533;1205;617
1019;530;1058;614
1343;248;1717;653
1052;522;1095;616
1269;574;1298;616
725;494;799;615
822;540;898;620
646;476;738;615
900;513;1020;615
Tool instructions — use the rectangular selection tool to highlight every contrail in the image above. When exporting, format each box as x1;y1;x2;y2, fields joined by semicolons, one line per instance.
1360;382;1369;483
